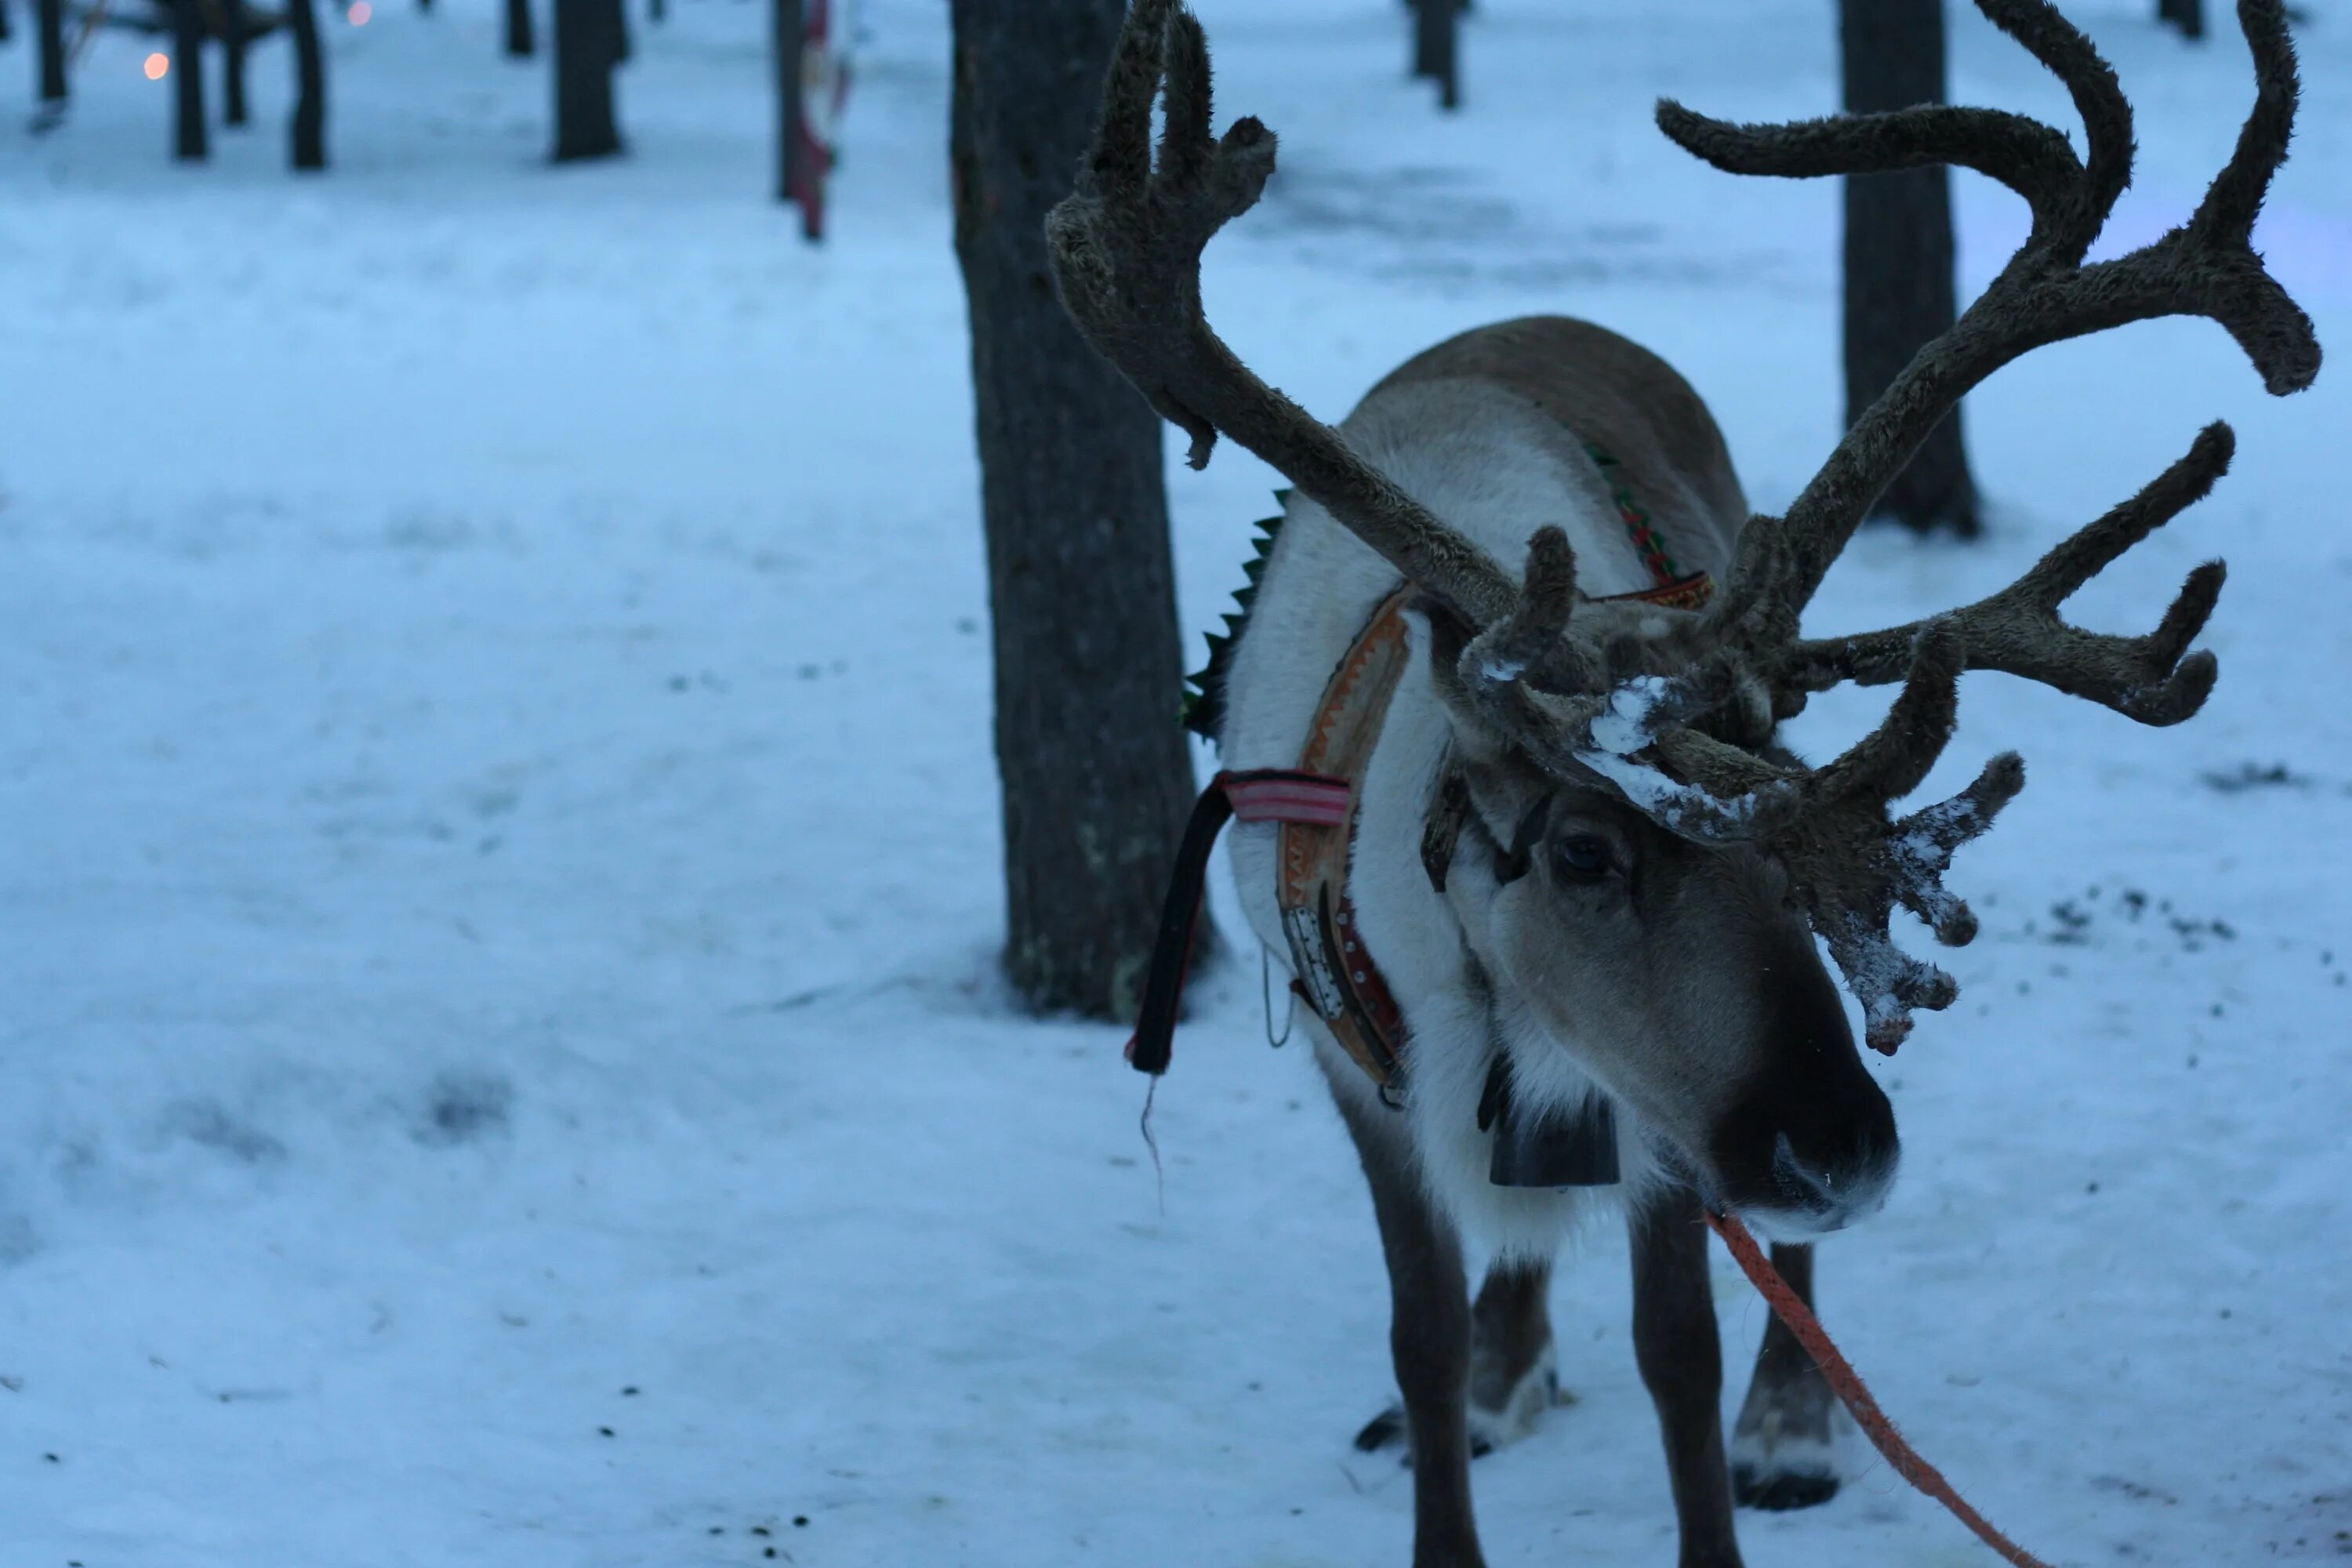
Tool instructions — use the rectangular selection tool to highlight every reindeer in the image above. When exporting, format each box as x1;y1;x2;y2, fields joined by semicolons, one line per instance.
1046;2;2319;1564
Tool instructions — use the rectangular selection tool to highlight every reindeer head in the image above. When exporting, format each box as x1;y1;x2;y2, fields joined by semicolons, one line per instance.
1048;0;2318;1226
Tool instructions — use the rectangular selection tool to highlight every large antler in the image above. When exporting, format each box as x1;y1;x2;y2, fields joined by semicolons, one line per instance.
1044;0;1517;630
1667;0;2318;637
1450;0;2316;1046
1048;0;2319;1055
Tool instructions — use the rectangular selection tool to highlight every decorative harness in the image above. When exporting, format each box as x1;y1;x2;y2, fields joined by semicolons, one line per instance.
1129;447;1711;1183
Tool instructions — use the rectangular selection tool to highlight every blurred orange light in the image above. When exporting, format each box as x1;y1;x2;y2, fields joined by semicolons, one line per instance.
143;52;169;79
349;2;372;22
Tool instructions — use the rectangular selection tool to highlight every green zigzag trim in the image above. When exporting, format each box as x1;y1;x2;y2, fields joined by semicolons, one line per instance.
1181;489;1290;744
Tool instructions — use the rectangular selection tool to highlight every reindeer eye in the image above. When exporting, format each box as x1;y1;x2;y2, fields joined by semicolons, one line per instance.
1554;835;1613;882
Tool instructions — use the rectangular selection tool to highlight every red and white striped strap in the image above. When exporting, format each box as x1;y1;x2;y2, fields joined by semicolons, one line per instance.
1220;768;1352;826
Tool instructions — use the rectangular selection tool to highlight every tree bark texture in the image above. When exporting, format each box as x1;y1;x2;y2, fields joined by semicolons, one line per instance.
504;0;533;57
36;0;67;103
551;0;625;162
1840;0;1979;535
172;0;207;160
288;0;325;169
949;0;1200;1021
223;0;249;127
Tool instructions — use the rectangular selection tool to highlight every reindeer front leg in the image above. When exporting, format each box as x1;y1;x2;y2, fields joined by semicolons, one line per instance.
1334;1092;1486;1568
1630;1188;1743;1568
1730;1241;1840;1510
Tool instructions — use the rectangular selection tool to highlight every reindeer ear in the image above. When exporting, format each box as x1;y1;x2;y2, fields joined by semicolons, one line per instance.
1410;593;1512;768
1413;590;1474;676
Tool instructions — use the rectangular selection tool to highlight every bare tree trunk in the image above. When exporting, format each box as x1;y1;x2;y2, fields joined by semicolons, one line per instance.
774;0;800;201
949;0;1200;1020
504;0;533;57
172;0;206;160
0;1;14;48
36;0;67;103
2158;0;2206;38
1410;0;1460;110
223;0;249;126
1840;0;1979;535
288;0;325;168
551;0;625;161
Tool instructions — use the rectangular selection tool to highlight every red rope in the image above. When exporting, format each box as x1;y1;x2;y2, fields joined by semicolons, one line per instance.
1705;1209;2056;1568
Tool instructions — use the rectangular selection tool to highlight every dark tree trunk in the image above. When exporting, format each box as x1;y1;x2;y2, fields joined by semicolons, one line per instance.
773;0;800;201
551;0;625;160
0;1;13;47
503;0;533;57
648;0;662;24
288;0;325;169
172;0;206;160
1410;0;1460;110
223;0;249;126
36;0;67;102
2158;0;2206;38
1840;0;1979;535
949;0;1200;1020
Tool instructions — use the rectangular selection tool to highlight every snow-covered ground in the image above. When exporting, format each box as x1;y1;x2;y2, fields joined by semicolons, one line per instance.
4;1;2348;1563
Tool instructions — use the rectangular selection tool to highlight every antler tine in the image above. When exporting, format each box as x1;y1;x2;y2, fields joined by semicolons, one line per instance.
1046;0;1520;630
1977;0;2132;258
2192;0;2298;249
1657;0;2126;266
1809;736;2027;1053
1457;527;1587;689
1655;104;2087;257
1784;423;2235;726
1775;633;2030;1051
1803;622;1968;808
1663;0;2318;637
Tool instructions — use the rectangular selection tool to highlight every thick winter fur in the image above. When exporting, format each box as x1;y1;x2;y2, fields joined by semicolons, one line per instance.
1220;316;1749;1256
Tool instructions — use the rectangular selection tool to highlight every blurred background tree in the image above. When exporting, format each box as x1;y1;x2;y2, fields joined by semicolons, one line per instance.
289;0;324;165
551;0;625;160
1410;0;1464;109
37;0;68;107
1840;0;1980;537
171;0;204;156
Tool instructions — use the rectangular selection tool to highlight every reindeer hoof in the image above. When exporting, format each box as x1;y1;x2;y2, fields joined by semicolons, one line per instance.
1348;1405;1507;1464
1352;1405;1406;1454
1352;1347;1571;1463
1733;1463;1840;1511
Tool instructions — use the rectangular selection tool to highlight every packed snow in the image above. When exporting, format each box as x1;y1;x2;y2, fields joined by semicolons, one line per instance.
4;1;2349;1565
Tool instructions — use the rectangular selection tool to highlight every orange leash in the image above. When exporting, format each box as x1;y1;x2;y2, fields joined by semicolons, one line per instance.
1705;1209;2056;1568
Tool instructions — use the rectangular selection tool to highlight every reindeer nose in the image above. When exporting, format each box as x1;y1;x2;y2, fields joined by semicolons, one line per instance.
1770;1128;1898;1230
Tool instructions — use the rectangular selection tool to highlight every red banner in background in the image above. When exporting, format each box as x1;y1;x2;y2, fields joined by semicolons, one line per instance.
786;0;851;241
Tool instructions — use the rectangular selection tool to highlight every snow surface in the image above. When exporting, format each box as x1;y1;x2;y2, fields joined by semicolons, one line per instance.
5;1;2350;1564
